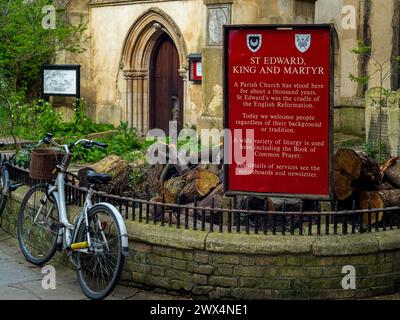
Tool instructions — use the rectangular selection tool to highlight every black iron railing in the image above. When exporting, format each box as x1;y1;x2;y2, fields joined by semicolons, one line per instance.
3;155;400;236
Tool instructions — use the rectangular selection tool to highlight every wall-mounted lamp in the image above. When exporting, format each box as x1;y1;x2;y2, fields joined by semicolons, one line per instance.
188;54;202;82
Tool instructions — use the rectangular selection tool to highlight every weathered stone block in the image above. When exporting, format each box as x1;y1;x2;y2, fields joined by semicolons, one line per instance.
213;254;240;265
194;252;209;264
238;277;259;288
286;255;304;266
166;270;193;282
131;272;147;284
305;267;324;278
206;233;315;255
131;251;146;264
196;265;214;275
323;266;343;277
272;255;288;266
312;234;379;256
209;276;237;287
357;276;376;288
164;248;194;261
131;242;152;253
264;268;279;277
214;265;233;276
126;262;150;274
209;287;231;299
152;246;166;256
260;278;291;290
255;256;274;265
374;274;399;286
231;288;272;300
172;259;188;271
234;266;265;277
240;255;256;266
348;254;377;266
368;263;393;275
147;275;170;289
277;267;306;278
150;265;166;276
171;280;193;291
193;274;208;285
147;254;172;267
192;286;213;295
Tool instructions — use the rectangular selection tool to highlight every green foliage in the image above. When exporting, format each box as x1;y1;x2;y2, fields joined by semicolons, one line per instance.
0;97;113;141
350;39;400;161
0;0;87;95
71;143;107;164
72;122;146;164
54;99;113;138
107;122;142;156
348;73;370;86
363;141;389;163
128;163;150;197
350;40;371;55
14;144;36;169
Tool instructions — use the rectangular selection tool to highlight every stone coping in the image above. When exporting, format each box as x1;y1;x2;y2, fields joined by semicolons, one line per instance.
127;219;400;256
8;185;400;257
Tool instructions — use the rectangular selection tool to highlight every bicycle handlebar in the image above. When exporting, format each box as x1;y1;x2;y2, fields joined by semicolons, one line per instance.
39;133;108;154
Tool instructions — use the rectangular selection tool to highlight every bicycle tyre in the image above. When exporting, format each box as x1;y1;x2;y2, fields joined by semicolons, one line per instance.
75;204;125;300
17;183;59;266
0;166;9;218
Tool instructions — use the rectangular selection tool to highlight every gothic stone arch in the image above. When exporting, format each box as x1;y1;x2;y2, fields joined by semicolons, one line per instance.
119;8;189;133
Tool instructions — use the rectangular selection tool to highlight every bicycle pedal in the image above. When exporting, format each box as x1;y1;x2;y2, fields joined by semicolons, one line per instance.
70;241;89;250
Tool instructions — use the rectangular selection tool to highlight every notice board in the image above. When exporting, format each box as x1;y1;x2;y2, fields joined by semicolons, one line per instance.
224;25;333;199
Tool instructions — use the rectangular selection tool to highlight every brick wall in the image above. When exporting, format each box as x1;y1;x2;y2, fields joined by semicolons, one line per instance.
2;187;400;299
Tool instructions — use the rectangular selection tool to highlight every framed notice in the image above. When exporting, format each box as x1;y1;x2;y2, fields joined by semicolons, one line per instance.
41;64;80;98
223;25;333;200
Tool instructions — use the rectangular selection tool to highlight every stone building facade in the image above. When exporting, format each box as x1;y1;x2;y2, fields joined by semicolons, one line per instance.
57;0;400;136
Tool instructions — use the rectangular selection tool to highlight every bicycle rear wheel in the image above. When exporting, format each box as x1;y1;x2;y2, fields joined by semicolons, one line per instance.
0;166;9;218
75;204;125;300
17;184;59;265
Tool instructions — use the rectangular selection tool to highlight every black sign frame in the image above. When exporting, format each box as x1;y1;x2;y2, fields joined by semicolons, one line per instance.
41;64;81;99
222;24;335;201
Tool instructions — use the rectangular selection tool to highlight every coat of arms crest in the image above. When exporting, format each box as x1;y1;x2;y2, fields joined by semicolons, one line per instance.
247;34;262;53
295;34;311;53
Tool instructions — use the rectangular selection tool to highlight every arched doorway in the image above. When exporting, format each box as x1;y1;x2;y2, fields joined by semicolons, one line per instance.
150;33;183;133
119;8;188;134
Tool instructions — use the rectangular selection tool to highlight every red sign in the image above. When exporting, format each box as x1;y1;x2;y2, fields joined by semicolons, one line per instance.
224;25;333;199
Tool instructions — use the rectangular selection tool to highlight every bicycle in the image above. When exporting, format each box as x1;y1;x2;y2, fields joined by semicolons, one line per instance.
0;141;30;218
17;133;129;300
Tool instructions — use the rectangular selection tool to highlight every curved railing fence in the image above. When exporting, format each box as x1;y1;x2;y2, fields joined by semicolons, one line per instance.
5;160;400;236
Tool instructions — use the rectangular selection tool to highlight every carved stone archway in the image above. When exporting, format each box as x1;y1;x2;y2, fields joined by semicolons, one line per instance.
119;8;189;133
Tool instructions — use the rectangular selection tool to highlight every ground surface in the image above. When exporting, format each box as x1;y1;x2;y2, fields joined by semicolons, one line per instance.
0;229;190;300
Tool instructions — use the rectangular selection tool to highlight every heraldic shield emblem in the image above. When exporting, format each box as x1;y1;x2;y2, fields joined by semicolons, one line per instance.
295;34;311;53
247;34;262;53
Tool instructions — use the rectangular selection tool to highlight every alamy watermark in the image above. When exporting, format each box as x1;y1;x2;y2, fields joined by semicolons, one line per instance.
41;265;56;290
146;121;255;175
341;265;356;290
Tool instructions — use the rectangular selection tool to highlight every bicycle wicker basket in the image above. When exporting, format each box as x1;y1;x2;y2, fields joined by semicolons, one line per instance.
29;148;65;181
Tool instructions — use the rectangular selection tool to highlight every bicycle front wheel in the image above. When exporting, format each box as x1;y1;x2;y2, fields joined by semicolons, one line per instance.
75;204;126;300
17;184;59;265
0;165;9;218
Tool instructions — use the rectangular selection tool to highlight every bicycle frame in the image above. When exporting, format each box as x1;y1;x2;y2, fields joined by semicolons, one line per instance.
32;136;129;255
48;170;89;248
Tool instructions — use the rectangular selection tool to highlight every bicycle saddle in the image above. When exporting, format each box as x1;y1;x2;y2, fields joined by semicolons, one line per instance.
86;171;112;185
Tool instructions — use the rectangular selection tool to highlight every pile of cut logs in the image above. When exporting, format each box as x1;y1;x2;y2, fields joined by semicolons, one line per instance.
334;149;400;224
78;148;400;226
